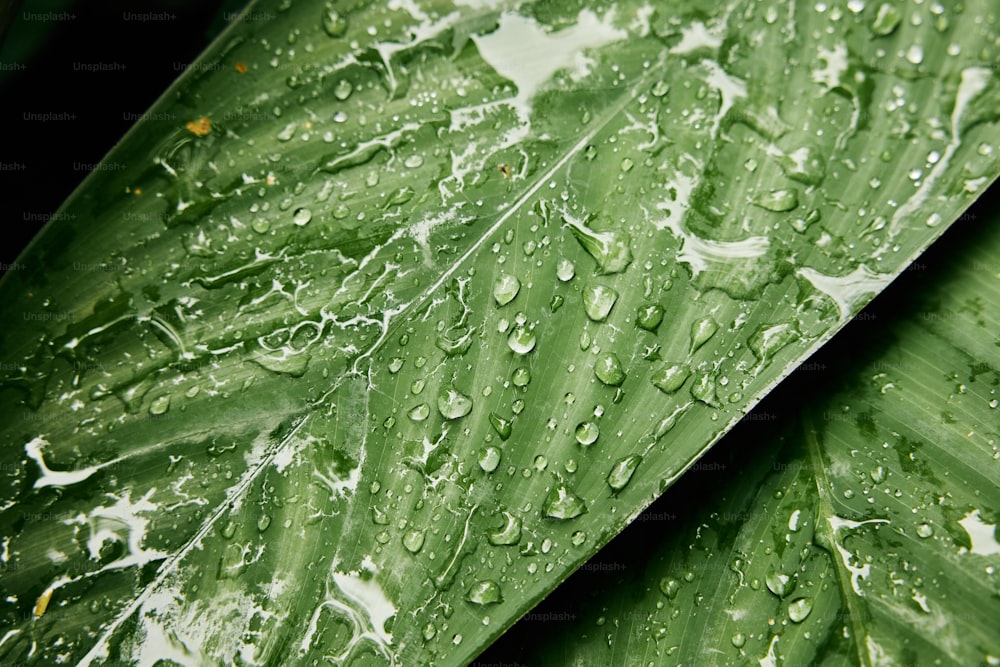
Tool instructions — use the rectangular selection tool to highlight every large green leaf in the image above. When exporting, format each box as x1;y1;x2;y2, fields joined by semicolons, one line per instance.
1;0;997;664
494;195;1000;665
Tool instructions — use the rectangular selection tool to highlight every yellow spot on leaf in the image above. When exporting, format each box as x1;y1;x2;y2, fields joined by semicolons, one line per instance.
498;163;511;179
186;116;211;136
34;588;53;618
235;61;248;73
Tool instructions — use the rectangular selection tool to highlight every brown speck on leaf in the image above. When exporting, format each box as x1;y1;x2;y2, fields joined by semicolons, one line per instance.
186;116;211;137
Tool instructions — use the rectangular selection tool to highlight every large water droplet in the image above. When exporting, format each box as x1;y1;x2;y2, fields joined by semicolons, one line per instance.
557;258;575;281
575;421;600;446
753;188;799;212
788;597;813;623
493;274;521;306
594;353;625;386
438;388;473;420
334;79;353;100
408;403;430;422
489;412;512;440
292;207;312;226
479;446;501;473
385;186;414;207
766;568;794;598
636;303;664;332
690;316;718;352
651;363;689;394
149;395;171;416
543;483;587;519
488;511;522;545
731;633;746;648
466;580;503;605
690;372;717;406
659;577;680;599
564;216;633;275
507;326;536;354
871;3;901;36
322;4;348;37
402;529;425;553
582;284;619;322
436;325;474;357
607;455;642;492
916;523;933;538
749;322;800;363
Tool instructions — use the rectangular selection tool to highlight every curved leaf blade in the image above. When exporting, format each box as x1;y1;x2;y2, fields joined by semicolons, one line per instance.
500;195;1000;665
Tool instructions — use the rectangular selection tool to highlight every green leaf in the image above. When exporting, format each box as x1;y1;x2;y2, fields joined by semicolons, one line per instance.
499;201;1000;665
0;0;998;665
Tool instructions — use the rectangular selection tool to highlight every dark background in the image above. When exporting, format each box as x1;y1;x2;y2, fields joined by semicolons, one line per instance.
0;0;244;273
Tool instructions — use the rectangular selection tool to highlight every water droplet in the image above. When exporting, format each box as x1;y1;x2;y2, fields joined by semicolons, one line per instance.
871;465;885;483
423;623;437;641
651;80;670;97
405;154;424;169
583;284;619;321
550;295;564;312
564;216;633;275
607;455;642;492
871;3;901;36
512;399;525;415
636;304;664;332
749;322;800;363
388;357;404;373
575;421;600;446
466;580;503;605
293;207;312;226
322;4;348;37
543;483;587;519
651;363;689;394
659;577;680;599
690;372;717;406
221;519;237;539
493;274;521;306
257;514;271;532
557;258;576;281
334;79;353;100
149;395;170;416
507;326;537;355
408;403;430;422
385;186;414;207
332;204;350;219
488;511;521;545
753;188;799;212
438;388;473;420
252;218;270;234
905;44;924;65
584;144;597;161
690;316;718;352
620;157;634;172
766;568;793;598
436;325;474;357
594;353;626;386
479;446;501;473
489;412;512;440
788;597;813;623
403;529;425;553
731;633;746;648
571;531;586;546
512;367;531;388
916;523;933;538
